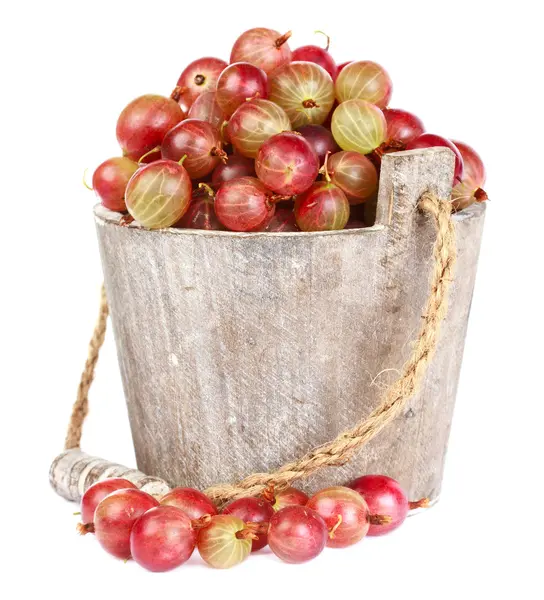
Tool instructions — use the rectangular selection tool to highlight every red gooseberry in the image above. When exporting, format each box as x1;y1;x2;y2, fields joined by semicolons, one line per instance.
327;151;378;204
130;505;197;572
214;177;276;232
216;62;268;117
255;131;319;196
268;506;328;564
230;28;292;74
297;124;340;166
383;108;425;147
188;92;226;130
211;155;255;186
174;191;224;230
161;119;227;179
349;474;409;536
80;478;137;525
116;94;184;161
272;487;309;510
307;486;370;548
92;488;159;559
92;157;139;212
264;207;299;232
222;497;275;551
176;57;228;105
160;487;218;520
292;32;337;80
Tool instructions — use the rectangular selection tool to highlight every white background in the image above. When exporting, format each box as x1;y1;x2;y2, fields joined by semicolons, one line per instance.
2;1;543;597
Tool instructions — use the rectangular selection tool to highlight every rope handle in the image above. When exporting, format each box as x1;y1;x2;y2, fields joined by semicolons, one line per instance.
64;192;456;504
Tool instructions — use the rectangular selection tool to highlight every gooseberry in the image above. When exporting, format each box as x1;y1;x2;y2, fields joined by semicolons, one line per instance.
297;124;339;165
230;28;292;74
222;497;275;551
176;57;228;105
161;119;227;179
216;62;268;117
268;506;328;563
349;474;409;536
92;158;139;212
406;133;464;182
160;487;219;519
451;140;486;187
255;131;319;196
188;92;226;130
214;177;276;232
264;207;299;232
294;155;350;232
197;515;252;569
175;191;224;230
269;62;335;128
130;506;197;572
80;478;137;526
292;32;337;80
383;108;425;147
211;155;255;186
227;99;291;158
327;151;378;204
93;488;159;559
331;100;387;154
116;94;184;161
307;486;370;548
125;159;192;229
335;60;393;108
272;487;309;510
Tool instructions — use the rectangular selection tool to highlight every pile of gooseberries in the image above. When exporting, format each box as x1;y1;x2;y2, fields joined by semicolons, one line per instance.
90;27;487;233
77;473;430;571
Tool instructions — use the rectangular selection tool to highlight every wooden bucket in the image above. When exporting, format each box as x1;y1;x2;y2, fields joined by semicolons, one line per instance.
94;147;485;503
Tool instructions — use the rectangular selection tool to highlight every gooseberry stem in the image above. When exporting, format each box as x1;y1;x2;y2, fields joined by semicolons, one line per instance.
77;522;95;535
235;528;259;541
474;187;489;202
261;483;276;504
323;151;332;183
408;498;431;510
210;146;228;164
191;514;213;530
302;99;320;109
138;146;161;164
198;182;216;198
275;31;292;48
328;514;342;539
119;214;135;227
178;154;187;166
170;86;187;102
82;169;93;191
314;30;331;51
368;513;393;526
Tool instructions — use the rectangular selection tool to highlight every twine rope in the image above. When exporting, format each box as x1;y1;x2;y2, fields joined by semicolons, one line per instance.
64;192;456;504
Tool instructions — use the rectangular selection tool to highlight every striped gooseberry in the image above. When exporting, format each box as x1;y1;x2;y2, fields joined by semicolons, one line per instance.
160;487;218;519
174;191;224;230
230;28;292;74
272;487;309;510
92;488;159;559
187;92;226;130
335;60;393;108
197;515;253;569
130;506;197;572
331;99;387;154
92;157;139;212
227;99;291;158
268;506;328;564
216;62;268;117
292;32;337;80
211;155;255;186
116;94;184;161
297;124;340;166
383;108;425;147
214;177;276;232
222;497;275;551
161;119;227;179
306;486;370;548
125;159;192;229
176;57;228;106
255;131;319;196
450;141;487;211
269;62;335;128
327;151;378;204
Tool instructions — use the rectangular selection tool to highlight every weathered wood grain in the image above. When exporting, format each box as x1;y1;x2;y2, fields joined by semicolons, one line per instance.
91;147;485;502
